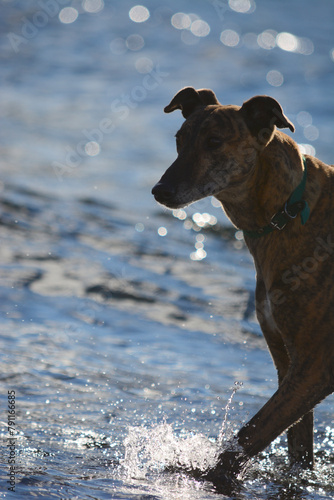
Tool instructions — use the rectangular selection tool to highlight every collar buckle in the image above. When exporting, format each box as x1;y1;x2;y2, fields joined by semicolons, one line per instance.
243;156;310;239
270;212;287;231
269;202;293;231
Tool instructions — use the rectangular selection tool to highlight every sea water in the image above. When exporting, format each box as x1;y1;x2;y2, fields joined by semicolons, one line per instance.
0;0;333;498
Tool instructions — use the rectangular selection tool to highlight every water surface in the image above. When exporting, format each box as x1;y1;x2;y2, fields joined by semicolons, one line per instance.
0;1;333;498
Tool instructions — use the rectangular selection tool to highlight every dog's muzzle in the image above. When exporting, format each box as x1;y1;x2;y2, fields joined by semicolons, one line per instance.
151;182;177;207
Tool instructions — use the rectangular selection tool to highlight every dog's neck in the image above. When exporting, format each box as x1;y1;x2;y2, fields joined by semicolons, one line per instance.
215;133;305;233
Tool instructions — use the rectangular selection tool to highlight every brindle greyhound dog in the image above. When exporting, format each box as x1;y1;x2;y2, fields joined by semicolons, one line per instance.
152;87;334;491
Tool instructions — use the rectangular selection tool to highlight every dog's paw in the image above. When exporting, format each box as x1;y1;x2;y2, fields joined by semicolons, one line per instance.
202;462;241;494
165;459;241;494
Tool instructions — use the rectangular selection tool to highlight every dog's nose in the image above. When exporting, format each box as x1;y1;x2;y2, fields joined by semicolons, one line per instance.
151;182;176;203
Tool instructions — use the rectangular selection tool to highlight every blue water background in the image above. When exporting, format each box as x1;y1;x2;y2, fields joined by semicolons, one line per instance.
0;1;333;498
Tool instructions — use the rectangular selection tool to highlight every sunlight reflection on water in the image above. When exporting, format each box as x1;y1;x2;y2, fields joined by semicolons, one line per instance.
59;7;79;24
1;0;333;498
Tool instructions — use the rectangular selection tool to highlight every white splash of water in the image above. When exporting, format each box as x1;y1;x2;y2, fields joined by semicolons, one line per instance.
119;383;244;481
120;422;218;480
218;381;243;448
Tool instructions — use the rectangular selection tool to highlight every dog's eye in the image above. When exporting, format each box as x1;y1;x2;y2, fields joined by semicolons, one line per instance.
206;137;222;149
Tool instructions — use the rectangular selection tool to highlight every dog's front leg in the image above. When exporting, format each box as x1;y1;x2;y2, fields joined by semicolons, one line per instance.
207;366;331;490
255;279;314;468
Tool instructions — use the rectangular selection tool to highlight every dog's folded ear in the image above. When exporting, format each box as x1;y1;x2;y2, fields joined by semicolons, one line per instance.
240;95;295;139
164;87;220;118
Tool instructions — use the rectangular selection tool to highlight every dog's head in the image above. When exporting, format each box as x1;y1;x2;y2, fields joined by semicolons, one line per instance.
152;87;294;209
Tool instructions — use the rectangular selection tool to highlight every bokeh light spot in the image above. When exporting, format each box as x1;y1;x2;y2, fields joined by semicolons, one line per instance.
303;125;319;141
266;70;284;87
220;29;240;47
298;143;316;156
257;30;277;50
229;0;255;14
129;5;150;23
85;141;100;156
297;37;314;55
171;12;192;29
211;197;221;208
190;248;207;261
82;0;104;13
126;34;145;51
190;19;210;37
173;209;187;220
276;32;298;52
297;111;312;127
192;212;217;228
135;57;154;73
59;7;79;24
158;226;167;237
